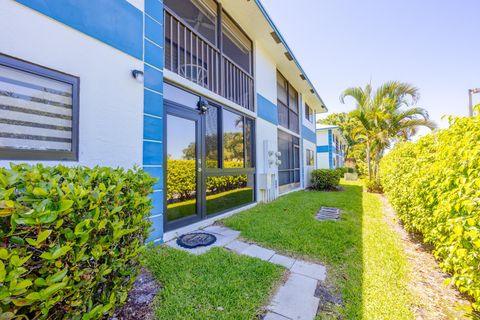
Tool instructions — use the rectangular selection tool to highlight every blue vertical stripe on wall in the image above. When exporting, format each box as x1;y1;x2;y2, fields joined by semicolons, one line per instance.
328;129;333;169
15;0;143;59
143;0;165;243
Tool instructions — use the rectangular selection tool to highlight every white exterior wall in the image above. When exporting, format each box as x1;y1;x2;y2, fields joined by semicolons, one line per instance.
301;98;316;188
0;2;144;168
317;153;330;169
254;44;279;202
317;130;329;146
303;139;316;187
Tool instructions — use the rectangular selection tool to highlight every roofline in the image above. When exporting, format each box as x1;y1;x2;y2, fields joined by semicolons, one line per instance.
316;126;339;131
253;0;328;112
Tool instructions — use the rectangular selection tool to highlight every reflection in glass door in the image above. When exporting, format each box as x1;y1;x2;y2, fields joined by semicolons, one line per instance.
165;109;201;229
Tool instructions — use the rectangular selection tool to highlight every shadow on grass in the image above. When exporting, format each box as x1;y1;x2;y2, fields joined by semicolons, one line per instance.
222;183;364;318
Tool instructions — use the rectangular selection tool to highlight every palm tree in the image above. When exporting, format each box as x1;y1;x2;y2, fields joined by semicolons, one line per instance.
340;81;436;182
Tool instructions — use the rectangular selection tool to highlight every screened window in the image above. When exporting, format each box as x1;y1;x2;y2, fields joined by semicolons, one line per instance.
205;105;219;168
306;149;315;166
278;130;300;189
305;104;314;122
0;54;79;160
165;0;218;45
277;71;299;133
222;13;252;74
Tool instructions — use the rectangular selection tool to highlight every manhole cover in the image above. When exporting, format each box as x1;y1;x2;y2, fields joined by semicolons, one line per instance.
176;232;217;249
315;207;341;221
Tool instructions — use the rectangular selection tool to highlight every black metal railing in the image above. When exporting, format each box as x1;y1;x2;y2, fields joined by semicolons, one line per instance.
164;9;254;111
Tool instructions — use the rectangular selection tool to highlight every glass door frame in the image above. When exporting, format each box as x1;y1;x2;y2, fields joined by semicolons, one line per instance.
163;100;206;231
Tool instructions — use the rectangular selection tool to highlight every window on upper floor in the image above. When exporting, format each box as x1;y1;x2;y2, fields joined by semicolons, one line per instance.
0;54;79;161
222;12;252;74
164;0;218;45
277;71;299;133
305;103;314;123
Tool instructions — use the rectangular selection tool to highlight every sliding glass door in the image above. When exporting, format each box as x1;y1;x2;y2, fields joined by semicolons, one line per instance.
164;83;255;231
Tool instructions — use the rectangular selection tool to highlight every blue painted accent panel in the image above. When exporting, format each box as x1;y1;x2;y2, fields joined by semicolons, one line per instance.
144;89;163;117
16;0;143;59
145;0;164;23
143;141;163;165
144;115;163;141
143;166;163;190
145;15;164;47
257;94;278;125
317;145;329;153
302;125;316;144
144;65;164;93
147;213;164;243
328;129;333;169
144;0;165;242
145;40;164;70
149;190;164;215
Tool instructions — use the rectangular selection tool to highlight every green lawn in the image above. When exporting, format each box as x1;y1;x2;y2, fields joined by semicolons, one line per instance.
145;246;284;319
223;181;414;319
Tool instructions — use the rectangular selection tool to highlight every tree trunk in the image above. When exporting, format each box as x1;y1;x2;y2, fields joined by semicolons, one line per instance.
366;140;372;180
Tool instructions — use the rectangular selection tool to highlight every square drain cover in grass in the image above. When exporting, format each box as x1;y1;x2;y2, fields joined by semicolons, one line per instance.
315;207;341;221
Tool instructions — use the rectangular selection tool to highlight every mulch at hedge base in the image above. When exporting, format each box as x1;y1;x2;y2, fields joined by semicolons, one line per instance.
111;269;161;320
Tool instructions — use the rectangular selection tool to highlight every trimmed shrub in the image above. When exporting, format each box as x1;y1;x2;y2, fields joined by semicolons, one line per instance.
166;160;246;201
0;164;155;319
380;113;480;310
334;167;348;177
310;169;341;191
365;179;383;193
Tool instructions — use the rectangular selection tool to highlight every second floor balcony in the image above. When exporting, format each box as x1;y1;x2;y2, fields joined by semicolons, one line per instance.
164;0;254;111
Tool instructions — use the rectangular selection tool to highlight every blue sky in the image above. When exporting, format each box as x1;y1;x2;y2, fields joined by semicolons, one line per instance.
261;0;480;132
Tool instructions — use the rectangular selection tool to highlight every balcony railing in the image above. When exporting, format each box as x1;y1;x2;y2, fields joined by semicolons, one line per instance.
164;9;254;111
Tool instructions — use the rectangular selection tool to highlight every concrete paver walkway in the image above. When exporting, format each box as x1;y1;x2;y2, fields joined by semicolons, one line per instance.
166;225;327;320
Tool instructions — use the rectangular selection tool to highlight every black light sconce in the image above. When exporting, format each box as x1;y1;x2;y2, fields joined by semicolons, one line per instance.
131;69;144;82
197;98;209;114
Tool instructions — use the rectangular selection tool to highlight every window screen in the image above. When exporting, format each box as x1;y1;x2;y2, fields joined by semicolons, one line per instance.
0;55;78;160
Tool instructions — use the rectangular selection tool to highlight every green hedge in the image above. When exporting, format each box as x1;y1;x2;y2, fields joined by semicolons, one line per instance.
0;164;155;319
380;113;480;310
166;160;246;201
310;169;341;191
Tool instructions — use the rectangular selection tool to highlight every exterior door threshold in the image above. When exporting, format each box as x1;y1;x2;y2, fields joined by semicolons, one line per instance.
163;202;258;243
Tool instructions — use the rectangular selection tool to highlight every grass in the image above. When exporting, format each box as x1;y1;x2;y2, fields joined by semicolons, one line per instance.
145;246;284;320
223;180;414;319
167;188;253;221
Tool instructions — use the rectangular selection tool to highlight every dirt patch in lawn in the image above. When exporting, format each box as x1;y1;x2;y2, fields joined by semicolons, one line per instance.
111;269;161;320
381;196;474;320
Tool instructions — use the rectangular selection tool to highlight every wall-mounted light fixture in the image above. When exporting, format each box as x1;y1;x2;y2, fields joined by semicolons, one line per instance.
197;98;209;114
131;69;144;83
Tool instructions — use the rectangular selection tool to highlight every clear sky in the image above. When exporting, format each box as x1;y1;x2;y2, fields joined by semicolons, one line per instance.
260;0;480;133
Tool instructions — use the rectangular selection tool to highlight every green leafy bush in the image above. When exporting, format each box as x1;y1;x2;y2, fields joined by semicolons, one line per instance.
166;160;246;201
0;164;155;319
380;113;480;310
310;169;341;191
334;167;348;177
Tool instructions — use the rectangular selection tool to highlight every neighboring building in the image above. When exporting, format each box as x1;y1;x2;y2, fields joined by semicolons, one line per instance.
0;0;327;242
316;125;347;169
